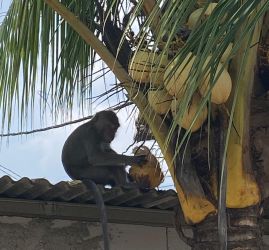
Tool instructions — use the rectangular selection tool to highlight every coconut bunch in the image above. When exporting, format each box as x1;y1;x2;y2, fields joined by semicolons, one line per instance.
165;51;232;131
128;50;169;87
128;50;173;115
129;146;164;189
128;2;234;133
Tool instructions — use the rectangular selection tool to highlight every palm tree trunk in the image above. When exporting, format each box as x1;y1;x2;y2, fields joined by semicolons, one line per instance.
192;206;263;250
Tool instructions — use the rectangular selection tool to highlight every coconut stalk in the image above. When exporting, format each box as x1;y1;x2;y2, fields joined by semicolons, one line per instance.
203;6;265;249
44;0;216;224
223;10;263;210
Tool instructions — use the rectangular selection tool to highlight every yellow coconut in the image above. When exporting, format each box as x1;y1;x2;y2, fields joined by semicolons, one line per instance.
171;93;208;132
187;8;204;29
128;50;153;83
148;89;173;115
204;3;218;16
188;3;218;29
149;54;169;86
164;53;196;99
129;146;164;189
199;61;232;104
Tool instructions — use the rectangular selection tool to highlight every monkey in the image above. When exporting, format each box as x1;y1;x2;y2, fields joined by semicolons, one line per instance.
61;110;147;250
61;110;147;186
93;0;132;69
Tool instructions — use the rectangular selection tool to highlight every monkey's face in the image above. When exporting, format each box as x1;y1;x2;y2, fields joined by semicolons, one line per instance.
101;123;119;143
93;110;120;143
95;118;119;143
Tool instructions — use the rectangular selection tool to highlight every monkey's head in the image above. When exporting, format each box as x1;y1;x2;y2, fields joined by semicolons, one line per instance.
92;110;120;143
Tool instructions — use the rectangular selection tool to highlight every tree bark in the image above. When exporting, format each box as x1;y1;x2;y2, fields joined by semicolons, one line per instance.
192;206;264;250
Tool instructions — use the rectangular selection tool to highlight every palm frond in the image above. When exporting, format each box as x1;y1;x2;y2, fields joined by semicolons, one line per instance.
0;0;102;129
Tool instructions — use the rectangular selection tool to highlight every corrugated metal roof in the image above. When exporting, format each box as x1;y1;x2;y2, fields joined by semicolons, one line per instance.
0;175;178;210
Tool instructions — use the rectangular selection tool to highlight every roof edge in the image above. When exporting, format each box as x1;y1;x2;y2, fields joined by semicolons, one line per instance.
0;198;175;228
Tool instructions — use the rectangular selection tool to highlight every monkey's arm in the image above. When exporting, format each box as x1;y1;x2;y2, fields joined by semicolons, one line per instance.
83;130;147;167
88;150;145;167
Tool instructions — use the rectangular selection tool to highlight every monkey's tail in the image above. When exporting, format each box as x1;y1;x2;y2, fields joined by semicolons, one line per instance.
82;180;110;250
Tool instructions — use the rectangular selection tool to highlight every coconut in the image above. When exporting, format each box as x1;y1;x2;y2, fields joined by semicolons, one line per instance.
148;89;173;114
164;53;195;99
204;3;218;16
129;146;164;189
171;93;208;132
128;50;153;83
188;3;218;29
199;61;232;104
187;8;204;29
149;54;169;86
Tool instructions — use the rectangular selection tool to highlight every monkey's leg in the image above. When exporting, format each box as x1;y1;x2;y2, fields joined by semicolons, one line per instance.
66;165;112;186
108;166;128;186
110;167;141;188
82;179;110;250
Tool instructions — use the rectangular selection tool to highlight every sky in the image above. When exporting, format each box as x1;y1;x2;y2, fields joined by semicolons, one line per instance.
0;1;173;189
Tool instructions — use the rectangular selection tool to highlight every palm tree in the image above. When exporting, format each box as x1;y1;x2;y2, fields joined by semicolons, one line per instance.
1;0;269;249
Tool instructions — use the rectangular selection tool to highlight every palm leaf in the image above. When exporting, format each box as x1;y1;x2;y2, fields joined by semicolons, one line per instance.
0;0;101;128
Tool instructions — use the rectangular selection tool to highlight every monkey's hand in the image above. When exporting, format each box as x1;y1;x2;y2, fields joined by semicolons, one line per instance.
132;155;148;166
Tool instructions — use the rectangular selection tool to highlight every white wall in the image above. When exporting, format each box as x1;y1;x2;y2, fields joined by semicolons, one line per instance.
0;216;191;250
